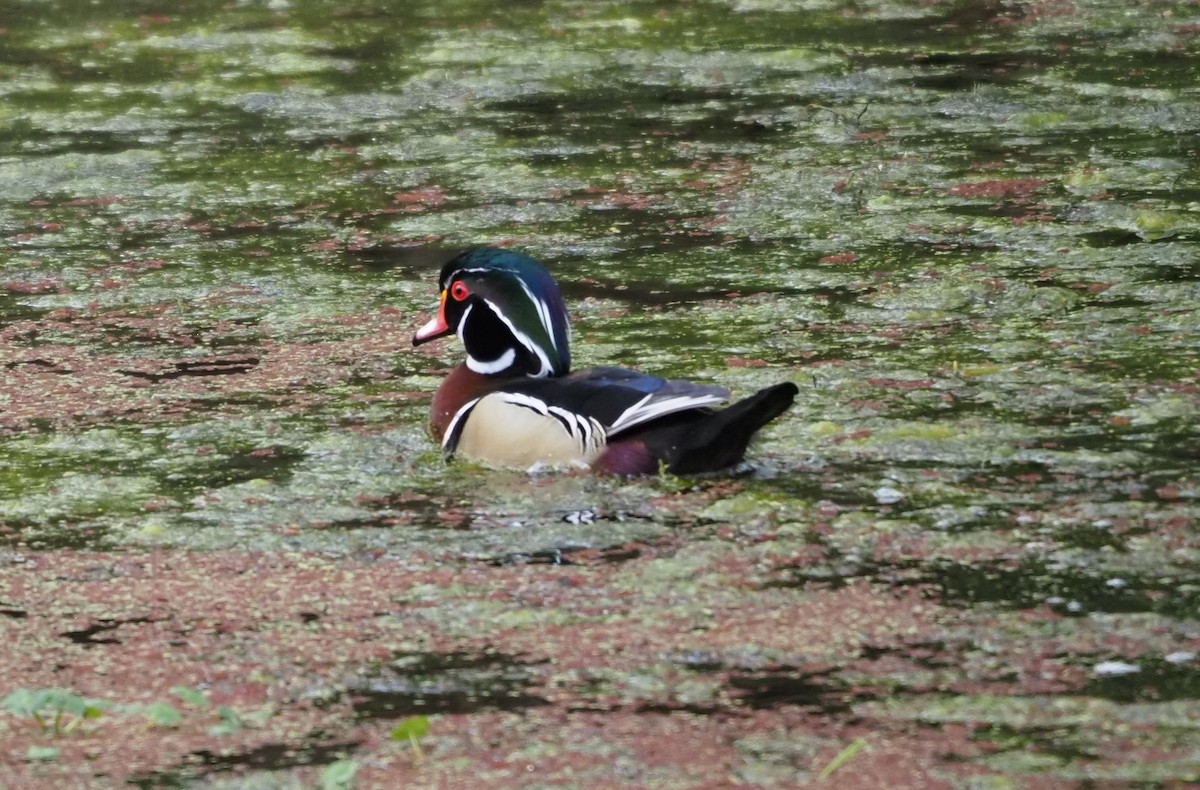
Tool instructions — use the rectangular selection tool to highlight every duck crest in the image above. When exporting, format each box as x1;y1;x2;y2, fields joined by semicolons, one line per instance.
431;247;570;378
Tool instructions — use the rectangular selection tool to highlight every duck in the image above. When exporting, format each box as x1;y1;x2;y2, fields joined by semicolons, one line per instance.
412;247;797;475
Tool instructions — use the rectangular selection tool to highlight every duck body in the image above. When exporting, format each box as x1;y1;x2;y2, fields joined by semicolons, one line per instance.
413;248;797;475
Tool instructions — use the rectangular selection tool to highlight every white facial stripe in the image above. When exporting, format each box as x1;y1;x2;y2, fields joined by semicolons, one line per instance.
443;267;490;290
482;297;555;377
517;278;559;353
466;347;516;375
455;302;523;374
455;303;474;344
447;266;564;376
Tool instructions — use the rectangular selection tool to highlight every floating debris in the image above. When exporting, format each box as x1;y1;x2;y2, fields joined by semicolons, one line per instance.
1093;661;1141;677
873;486;904;505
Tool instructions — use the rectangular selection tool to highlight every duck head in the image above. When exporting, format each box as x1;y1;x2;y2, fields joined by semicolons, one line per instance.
412;248;571;378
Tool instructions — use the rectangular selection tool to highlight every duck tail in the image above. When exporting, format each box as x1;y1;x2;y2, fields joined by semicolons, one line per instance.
653;382;798;475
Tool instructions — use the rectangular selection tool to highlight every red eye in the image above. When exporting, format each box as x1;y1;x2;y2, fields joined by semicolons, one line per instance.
450;281;470;301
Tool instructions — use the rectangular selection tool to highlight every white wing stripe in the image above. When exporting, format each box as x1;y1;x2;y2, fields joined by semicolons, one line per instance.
608;392;728;434
609;393;652;432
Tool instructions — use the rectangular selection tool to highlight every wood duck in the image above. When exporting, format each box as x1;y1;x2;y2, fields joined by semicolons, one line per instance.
412;247;798;475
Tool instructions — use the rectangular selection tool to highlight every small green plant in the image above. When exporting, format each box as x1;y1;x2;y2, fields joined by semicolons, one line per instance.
390;715;431;764
208;703;274;736
319;758;359;789
134;701;183;728
170;685;210;708
26;745;60;761
817;737;866;780
2;688;110;735
121;685;210;729
207;705;247;736
1;684;272;738
654;461;691;493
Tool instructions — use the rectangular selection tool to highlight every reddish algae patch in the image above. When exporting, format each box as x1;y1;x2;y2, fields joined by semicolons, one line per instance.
4;534;1194;787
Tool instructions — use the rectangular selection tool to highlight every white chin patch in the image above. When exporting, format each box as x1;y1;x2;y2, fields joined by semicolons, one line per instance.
466;347;517;375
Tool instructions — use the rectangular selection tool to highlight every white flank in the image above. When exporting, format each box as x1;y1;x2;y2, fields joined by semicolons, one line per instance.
487;393;606;455
449;393;607;467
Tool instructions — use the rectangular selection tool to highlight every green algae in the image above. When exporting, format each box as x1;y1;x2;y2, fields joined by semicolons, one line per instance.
2;0;1200;785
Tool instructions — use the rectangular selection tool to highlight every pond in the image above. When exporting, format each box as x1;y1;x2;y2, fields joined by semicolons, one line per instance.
1;0;1198;786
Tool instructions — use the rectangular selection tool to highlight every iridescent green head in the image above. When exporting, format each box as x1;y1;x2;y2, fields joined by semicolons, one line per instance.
412;247;571;377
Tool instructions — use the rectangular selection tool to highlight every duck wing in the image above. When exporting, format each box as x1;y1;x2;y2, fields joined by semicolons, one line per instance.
506;366;730;436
